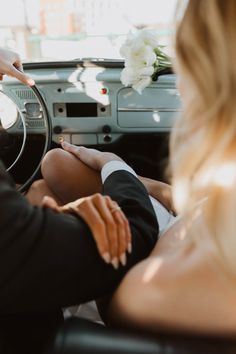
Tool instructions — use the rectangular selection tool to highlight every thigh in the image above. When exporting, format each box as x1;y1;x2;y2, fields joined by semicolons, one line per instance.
41;149;102;203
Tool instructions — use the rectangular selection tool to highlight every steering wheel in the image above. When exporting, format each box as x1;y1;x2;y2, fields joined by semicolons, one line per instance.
0;84;52;192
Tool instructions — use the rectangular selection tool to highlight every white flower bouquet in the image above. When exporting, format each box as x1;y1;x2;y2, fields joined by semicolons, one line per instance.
120;29;172;94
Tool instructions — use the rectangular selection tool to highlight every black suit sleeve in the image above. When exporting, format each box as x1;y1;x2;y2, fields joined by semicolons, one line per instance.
0;162;158;313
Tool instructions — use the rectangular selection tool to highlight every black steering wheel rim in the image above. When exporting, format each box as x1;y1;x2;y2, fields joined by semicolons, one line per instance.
0;84;52;191
1;92;28;172
16;84;52;193
0;84;52;192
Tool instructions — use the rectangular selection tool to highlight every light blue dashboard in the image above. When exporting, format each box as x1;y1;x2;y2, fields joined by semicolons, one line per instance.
1;60;181;146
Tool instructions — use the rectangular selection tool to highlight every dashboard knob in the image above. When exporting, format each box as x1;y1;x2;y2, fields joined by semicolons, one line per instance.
53;125;62;134
103;134;112;143
102;125;111;134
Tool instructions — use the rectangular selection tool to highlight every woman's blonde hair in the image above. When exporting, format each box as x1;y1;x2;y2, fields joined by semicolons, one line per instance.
170;0;236;271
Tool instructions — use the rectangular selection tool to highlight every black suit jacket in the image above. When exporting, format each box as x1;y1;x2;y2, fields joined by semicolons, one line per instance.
0;161;159;313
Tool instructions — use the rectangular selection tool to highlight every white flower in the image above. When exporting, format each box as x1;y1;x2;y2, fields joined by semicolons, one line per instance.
139;29;160;49
121;65;154;87
120;67;138;86
120;29;171;94
128;44;157;67
132;77;152;95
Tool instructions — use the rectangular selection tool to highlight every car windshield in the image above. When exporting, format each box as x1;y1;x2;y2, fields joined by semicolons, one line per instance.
0;0;178;62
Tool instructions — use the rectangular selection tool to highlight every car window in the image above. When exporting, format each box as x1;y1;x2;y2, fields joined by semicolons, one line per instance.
0;0;178;62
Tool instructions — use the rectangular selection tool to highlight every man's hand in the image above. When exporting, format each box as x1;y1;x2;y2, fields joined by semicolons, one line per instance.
61;140;123;170
42;194;132;269
0;47;35;86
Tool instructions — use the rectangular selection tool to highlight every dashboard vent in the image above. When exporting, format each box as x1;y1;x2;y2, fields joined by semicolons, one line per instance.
14;89;35;100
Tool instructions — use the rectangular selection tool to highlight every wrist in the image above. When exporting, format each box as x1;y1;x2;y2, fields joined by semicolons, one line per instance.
99;154;123;170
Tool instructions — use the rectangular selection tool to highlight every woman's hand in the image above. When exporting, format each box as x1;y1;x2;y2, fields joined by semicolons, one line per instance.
0;47;34;86
42;194;132;270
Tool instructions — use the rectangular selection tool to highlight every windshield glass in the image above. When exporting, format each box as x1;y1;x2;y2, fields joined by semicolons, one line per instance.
0;0;178;62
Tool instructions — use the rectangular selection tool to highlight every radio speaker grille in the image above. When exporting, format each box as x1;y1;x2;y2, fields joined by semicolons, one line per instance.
14;89;35;100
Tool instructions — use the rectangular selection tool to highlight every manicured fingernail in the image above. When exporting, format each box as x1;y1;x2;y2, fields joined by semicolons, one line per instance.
120;253;127;266
111;257;119;269
128;243;132;254
102;252;110;264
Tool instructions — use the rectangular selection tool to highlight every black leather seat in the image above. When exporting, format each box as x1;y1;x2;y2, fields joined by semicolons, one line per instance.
50;317;236;354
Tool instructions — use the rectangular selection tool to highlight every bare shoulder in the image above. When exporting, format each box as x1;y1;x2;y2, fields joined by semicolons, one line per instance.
110;227;236;334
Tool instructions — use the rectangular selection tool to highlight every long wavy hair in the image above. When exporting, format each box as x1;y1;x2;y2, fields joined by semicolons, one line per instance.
170;0;236;271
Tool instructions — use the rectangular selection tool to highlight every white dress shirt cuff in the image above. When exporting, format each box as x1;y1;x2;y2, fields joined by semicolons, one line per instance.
101;160;137;183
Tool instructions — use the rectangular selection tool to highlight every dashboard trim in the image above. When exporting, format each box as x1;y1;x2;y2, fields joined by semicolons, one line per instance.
118;108;180;112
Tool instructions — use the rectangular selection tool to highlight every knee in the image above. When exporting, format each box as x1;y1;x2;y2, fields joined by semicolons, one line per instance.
41;148;69;183
42;148;62;170
29;179;46;192
26;179;48;206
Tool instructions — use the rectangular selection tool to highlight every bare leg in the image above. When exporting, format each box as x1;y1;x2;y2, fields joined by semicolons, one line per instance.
41;148;102;204
26;179;62;206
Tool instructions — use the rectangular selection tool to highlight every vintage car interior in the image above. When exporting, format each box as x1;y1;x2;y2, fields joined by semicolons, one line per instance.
1;59;236;354
1;0;236;352
0;60;178;189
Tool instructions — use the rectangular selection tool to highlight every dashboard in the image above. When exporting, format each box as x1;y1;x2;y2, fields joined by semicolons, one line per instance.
1;60;181;147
